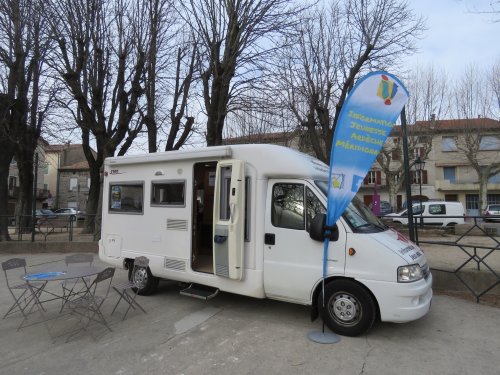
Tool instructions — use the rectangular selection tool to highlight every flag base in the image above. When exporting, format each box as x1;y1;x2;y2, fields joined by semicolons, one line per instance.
307;330;341;344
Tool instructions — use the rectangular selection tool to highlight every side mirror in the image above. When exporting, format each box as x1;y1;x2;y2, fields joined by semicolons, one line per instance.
309;214;339;242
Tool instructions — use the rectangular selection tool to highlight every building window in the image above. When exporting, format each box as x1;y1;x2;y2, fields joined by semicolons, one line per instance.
442;136;457;152
109;183;144;214
69;177;78;191
411;170;428;184
488;194;500;205
151;180;185;206
364;171;381;185
443;167;456;183
479;136;500;150
466;194;479;210
489;173;500;184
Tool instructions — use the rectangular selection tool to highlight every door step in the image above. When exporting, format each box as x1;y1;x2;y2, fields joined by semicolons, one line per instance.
180;284;219;300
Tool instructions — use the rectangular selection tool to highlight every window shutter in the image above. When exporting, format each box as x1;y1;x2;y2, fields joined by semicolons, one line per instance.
422;170;428;184
419;147;425;157
376;171;382;185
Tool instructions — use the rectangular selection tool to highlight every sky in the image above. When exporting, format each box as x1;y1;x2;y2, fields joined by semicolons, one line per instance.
404;0;499;77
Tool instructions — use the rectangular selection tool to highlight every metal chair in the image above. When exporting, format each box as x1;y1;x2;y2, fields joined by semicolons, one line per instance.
111;256;149;320
2;258;46;330
65;267;115;341
60;254;94;312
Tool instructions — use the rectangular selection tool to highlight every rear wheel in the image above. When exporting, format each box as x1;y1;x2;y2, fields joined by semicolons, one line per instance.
318;279;377;337
128;262;159;295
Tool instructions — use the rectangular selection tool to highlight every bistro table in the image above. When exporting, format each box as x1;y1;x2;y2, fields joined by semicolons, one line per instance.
21;265;105;330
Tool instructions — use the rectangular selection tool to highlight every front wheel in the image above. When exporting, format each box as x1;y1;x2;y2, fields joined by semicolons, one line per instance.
318;279;377;337
128;263;159;296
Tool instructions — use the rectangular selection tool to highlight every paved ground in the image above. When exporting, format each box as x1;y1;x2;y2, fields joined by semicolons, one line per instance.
1;253;499;375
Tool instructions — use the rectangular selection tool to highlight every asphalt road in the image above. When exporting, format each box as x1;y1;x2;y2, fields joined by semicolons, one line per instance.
1;253;499;375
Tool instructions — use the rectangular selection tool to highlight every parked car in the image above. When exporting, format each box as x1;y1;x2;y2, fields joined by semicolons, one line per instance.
35;209;57;219
483;204;500;222
54;208;86;220
386;201;465;227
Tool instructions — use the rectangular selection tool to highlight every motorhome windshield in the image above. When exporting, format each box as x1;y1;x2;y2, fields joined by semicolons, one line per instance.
314;181;387;233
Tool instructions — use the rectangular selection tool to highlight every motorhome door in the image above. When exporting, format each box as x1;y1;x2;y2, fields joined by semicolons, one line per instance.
213;159;245;280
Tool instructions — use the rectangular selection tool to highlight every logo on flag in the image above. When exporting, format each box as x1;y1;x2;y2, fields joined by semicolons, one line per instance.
331;174;345;189
377;75;398;105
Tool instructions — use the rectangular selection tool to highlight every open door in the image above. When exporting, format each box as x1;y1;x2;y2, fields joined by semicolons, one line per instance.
213;159;245;280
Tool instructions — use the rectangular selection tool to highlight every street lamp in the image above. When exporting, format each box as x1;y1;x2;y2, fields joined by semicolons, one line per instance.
414;156;426;228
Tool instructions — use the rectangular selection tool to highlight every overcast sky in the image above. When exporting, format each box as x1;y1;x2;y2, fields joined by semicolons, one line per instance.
404;0;499;77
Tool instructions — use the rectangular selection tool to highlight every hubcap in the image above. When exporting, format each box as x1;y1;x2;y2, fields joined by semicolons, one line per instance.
328;293;361;325
133;267;148;289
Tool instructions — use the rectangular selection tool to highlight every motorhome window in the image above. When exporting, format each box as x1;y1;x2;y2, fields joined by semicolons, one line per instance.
272;183;304;230
151;181;185;206
429;204;446;215
109;183;143;214
306;188;326;232
219;166;232;220
314;180;385;233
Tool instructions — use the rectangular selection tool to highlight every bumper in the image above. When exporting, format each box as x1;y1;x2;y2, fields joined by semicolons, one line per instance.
360;273;433;323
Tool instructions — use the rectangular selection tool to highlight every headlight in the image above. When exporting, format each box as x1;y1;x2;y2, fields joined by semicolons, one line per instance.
397;264;423;283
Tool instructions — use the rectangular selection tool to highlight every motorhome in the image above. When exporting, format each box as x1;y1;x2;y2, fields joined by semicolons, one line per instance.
386;201;465;227
99;144;432;336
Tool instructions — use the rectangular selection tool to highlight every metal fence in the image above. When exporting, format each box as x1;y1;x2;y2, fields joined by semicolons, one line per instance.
1;214;100;242
409;216;500;304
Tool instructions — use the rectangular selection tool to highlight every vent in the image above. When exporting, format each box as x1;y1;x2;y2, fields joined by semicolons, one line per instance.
167;219;188;231
164;257;186;272
215;264;229;278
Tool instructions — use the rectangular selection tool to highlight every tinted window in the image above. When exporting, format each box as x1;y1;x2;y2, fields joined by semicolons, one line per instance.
429;204;446;215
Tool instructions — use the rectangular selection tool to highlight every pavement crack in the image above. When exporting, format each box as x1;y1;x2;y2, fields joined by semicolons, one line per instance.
359;336;374;375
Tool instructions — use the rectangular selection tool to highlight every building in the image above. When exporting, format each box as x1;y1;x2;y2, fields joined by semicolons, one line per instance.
357;118;500;215
8;139;49;217
44;143;95;211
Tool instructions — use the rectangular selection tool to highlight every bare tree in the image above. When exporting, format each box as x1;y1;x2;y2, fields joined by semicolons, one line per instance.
0;0;53;239
47;0;148;231
453;65;500;211
178;0;304;146
271;0;425;163
490;58;500;117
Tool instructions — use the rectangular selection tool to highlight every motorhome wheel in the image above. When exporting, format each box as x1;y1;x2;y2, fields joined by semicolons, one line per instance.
318;280;377;337
129;263;159;296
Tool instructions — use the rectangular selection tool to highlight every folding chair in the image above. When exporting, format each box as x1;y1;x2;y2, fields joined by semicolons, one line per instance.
66;267;115;342
60;254;94;312
2;258;46;330
111;256;149;320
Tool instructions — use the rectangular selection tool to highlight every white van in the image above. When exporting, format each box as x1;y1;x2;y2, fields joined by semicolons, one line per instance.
99;144;432;336
387;201;465;227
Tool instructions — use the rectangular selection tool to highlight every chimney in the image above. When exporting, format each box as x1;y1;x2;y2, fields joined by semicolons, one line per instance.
430;114;436;129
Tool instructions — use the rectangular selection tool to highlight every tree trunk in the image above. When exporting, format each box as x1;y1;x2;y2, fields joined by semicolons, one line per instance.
15;155;35;233
0;157;13;241
479;172;489;212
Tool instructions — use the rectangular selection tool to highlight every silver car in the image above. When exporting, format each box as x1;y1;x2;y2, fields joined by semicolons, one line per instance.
483;204;500;222
54;208;86;220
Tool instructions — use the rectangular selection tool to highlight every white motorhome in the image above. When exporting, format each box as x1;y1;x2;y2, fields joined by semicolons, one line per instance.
99;144;432;336
387;201;465;227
